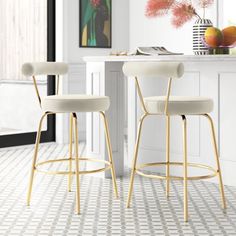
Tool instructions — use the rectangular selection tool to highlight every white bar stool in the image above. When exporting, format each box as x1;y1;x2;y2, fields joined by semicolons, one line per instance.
123;61;226;222
22;62;118;214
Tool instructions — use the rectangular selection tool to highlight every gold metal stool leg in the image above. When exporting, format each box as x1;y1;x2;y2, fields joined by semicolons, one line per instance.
73;113;80;214
182;115;188;222
204;114;226;209
100;112;119;198
166;115;170;197
127;113;148;208
27;112;48;206
68;113;73;192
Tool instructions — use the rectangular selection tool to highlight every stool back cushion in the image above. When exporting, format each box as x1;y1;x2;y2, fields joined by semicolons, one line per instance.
123;62;184;79
22;62;68;76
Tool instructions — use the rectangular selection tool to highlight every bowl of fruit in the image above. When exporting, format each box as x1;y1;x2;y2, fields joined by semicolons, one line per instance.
204;26;236;54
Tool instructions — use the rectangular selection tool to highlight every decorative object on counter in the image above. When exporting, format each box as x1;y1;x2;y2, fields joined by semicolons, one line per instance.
193;19;213;55
204;26;223;47
221;26;236;46
145;0;214;55
79;0;111;48
203;26;236;54
136;46;183;55
208;47;229;55
110;47;183;56
110;51;128;56
145;0;214;28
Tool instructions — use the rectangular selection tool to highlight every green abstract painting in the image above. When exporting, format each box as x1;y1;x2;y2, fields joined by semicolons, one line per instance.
79;0;111;48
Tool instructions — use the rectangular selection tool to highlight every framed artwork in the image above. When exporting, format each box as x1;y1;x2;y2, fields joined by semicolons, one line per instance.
79;0;112;48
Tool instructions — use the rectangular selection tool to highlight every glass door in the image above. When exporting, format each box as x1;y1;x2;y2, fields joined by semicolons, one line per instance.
0;0;55;147
218;0;236;54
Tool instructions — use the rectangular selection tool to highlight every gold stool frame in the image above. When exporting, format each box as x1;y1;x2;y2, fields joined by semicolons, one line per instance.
27;75;118;214
126;77;226;222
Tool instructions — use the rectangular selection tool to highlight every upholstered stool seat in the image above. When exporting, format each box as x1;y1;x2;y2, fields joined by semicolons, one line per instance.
144;96;213;115
42;95;110;113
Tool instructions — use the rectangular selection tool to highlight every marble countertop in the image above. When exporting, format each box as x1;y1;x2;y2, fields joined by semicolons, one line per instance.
83;54;236;62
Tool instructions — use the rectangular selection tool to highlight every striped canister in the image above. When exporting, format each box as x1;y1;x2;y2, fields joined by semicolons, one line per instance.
193;19;213;55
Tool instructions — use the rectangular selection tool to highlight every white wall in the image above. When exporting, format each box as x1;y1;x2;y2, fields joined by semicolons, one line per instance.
56;0;129;143
129;0;217;54
57;0;220;143
65;0;129;63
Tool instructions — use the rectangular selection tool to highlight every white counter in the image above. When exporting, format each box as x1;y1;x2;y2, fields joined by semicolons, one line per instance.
84;55;236;62
84;55;236;186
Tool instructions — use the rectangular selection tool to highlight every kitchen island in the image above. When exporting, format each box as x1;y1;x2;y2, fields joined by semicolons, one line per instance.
84;55;236;186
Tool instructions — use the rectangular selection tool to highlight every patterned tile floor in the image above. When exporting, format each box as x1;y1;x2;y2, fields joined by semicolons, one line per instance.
0;143;236;235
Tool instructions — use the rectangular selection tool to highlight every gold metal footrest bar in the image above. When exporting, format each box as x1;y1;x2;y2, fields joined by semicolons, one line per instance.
35;157;111;175
135;162;218;180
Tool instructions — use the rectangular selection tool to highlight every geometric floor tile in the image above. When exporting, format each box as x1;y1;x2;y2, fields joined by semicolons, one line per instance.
0;143;236;236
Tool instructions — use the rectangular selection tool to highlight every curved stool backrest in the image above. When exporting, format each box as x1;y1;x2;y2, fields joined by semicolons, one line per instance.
22;62;68;76
122;62;184;79
22;62;68;108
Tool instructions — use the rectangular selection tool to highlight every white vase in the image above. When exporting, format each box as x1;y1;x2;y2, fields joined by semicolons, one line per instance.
193;19;213;55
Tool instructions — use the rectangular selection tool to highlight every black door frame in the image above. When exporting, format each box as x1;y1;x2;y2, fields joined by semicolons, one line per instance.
0;0;56;148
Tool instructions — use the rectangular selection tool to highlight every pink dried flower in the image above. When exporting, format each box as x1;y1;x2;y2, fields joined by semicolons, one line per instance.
196;0;214;8
171;2;200;28
145;0;175;17
145;0;214;27
90;0;101;8
196;0;214;18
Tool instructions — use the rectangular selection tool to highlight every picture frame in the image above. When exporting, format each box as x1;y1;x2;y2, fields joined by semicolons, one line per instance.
79;0;112;48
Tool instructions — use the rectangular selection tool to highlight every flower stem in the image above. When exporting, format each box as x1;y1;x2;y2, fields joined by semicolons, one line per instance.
194;11;202;20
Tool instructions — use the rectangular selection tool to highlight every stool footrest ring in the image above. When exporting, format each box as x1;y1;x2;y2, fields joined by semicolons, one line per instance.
35;157;111;175
135;162;218;180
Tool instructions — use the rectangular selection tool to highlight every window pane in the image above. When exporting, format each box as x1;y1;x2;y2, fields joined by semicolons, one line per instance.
220;0;236;27
0;0;47;135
